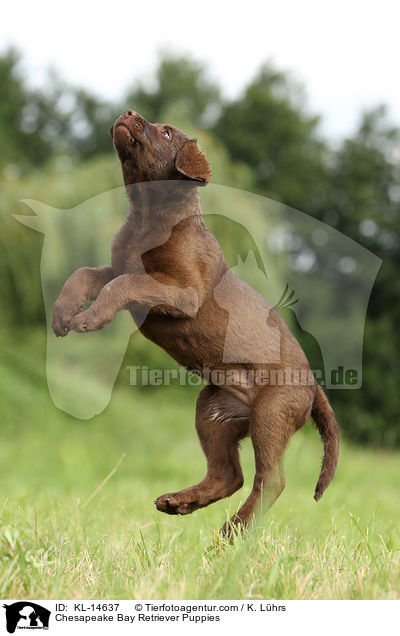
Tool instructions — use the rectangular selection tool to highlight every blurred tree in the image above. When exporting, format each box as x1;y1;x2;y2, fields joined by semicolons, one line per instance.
125;52;221;128
0;48;117;170
320;106;400;446
71;88;117;157
26;75;117;160
0;48;51;169
213;63;329;212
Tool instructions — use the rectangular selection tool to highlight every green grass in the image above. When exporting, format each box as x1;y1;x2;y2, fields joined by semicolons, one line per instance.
0;328;399;599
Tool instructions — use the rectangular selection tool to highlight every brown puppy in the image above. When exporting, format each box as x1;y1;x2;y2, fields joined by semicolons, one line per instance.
52;110;339;533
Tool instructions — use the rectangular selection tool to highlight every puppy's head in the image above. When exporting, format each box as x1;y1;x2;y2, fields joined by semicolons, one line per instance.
110;110;211;186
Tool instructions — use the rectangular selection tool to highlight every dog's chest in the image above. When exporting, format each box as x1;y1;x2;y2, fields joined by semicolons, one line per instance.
111;219;180;276
111;225;151;275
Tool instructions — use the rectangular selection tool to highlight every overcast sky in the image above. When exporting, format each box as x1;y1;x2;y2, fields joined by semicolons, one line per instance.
1;0;400;140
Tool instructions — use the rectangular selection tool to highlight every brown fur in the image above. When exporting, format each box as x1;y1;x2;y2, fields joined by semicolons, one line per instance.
52;110;339;534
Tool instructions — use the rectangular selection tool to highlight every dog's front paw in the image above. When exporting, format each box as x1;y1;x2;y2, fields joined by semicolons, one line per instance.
71;306;113;333
52;303;82;337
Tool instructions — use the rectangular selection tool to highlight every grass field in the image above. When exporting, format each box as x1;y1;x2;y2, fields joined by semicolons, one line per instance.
0;328;399;600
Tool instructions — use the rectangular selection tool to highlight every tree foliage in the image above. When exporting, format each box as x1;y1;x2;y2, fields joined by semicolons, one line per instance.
214;64;328;211
321;107;400;445
0;49;116;170
125;52;221;128
0;49;51;168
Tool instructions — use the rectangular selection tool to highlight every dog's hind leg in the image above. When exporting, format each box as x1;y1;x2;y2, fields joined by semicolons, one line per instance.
223;384;313;535
258;456;286;514
155;384;249;515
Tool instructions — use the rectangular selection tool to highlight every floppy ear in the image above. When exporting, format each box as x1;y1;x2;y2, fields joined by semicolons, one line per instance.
175;139;211;184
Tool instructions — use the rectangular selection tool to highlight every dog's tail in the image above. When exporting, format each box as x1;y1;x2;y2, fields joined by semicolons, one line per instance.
312;383;339;501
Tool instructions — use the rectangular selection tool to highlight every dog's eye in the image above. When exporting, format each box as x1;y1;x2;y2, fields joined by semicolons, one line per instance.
162;130;171;139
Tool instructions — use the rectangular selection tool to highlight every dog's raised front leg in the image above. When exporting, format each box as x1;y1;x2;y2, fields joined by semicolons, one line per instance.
52;266;115;336
71;272;199;333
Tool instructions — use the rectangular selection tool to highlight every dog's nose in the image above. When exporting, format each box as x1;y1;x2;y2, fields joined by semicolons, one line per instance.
123;110;137;118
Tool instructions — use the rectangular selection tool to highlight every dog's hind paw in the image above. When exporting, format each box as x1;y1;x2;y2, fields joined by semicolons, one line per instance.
221;514;248;539
155;491;203;515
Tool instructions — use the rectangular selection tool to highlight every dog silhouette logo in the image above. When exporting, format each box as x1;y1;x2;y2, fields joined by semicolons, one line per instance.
2;602;50;633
